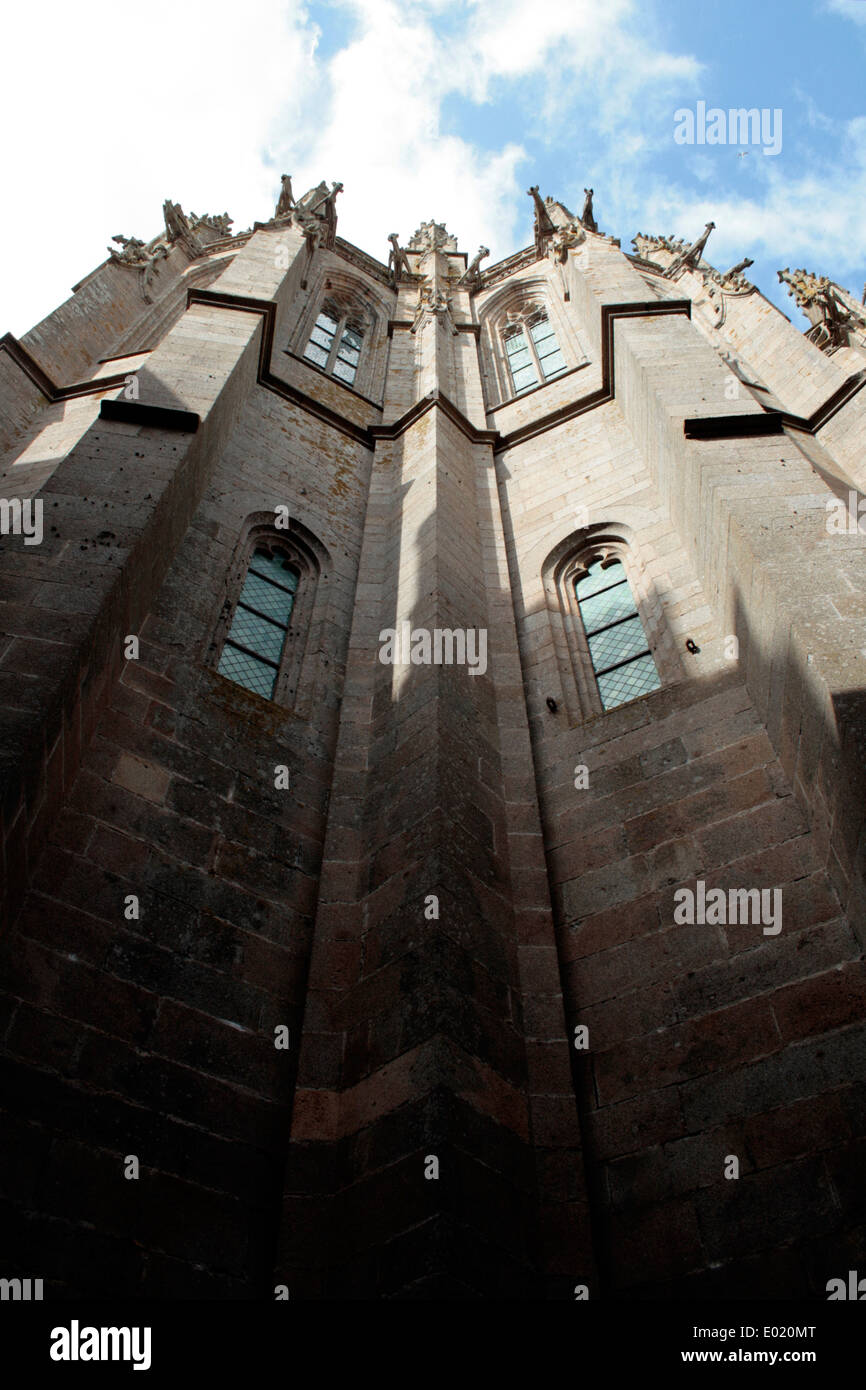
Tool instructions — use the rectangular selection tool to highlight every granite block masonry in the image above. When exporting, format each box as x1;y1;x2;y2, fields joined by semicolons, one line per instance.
1;181;865;1300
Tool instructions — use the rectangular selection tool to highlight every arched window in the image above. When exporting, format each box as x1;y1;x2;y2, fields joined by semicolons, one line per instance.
503;308;566;394
575;557;661;709
217;546;300;699
303;298;364;385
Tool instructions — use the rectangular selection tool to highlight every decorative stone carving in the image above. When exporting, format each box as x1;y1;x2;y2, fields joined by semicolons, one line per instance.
551;223;585;264
163;200;191;242
778;267;866;354
527;185;555;250
275;174;295;220
664;221;716;278
457;245;490;288
478;244;540;291
633;231;755;326
411;282;455;334
723;256;754;283
288;180;343;251
406;221;458;332
548;221;586;301
189;211;233;237
581;187;597;233
140;243;169;304
387;232;414;284
107;234;150;266
408;221;458;253
632;231;684;264
163;199;204;257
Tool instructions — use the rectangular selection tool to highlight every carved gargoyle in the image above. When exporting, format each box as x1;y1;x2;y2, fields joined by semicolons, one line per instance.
457;245;490;287
387;232;414;284
664;221;716;278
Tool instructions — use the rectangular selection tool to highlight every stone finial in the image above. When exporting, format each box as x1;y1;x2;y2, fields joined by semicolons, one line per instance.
581;187;597;233
408;221;458;252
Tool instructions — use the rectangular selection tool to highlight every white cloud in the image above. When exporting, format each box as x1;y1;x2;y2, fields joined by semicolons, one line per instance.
274;0;703;269
6;0;859;347
824;0;866;24
0;0;702;336
0;1;321;334
639;114;866;286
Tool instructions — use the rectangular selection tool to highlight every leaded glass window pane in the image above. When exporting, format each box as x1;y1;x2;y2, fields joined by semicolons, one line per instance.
334;324;363;384
540;348;566;379
597;654;661;709
505;329;539;391
303;340;330;369
577;580;634;632
512;363;538;391
238;570;295;623
217;646;277;699
529;317;555;348
310;325;335;350
530;314;567;380
249;550;299;593
229;607;286;661
219;549;299;701
576;559;623;598
304;309;363;386
576;558;661;711
588;616;649;671
333;356;358;384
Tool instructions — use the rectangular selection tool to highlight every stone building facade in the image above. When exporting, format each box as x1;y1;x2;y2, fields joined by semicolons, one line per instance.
1;181;865;1299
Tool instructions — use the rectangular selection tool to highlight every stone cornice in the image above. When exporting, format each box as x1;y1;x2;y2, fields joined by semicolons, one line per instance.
479;245;542;292
370;389;498;446
6;291;862;463
684;368;866;439
0;333;131;402
494;299;692;452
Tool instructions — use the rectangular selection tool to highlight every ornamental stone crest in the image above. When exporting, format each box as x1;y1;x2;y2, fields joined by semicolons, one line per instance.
408;221;458;253
779;267;866;355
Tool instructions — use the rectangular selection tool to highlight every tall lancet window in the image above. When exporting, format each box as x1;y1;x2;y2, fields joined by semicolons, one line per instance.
503;309;566;394
303;300;364;386
217;547;299;699
576;557;661;710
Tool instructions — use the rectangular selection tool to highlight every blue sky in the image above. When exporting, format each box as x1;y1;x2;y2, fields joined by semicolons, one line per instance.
2;0;865;335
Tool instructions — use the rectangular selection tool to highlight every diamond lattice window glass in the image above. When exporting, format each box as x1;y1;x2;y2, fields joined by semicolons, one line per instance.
217;547;299;699
504;310;566;396
303;306;364;386
576;558;661;711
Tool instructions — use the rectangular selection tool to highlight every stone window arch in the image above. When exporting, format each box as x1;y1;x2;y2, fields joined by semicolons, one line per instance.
209;514;329;716
288;268;391;401
478;274;587;408
542;528;673;722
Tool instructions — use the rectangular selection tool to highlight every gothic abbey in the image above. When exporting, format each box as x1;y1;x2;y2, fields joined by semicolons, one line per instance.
1;176;864;1299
